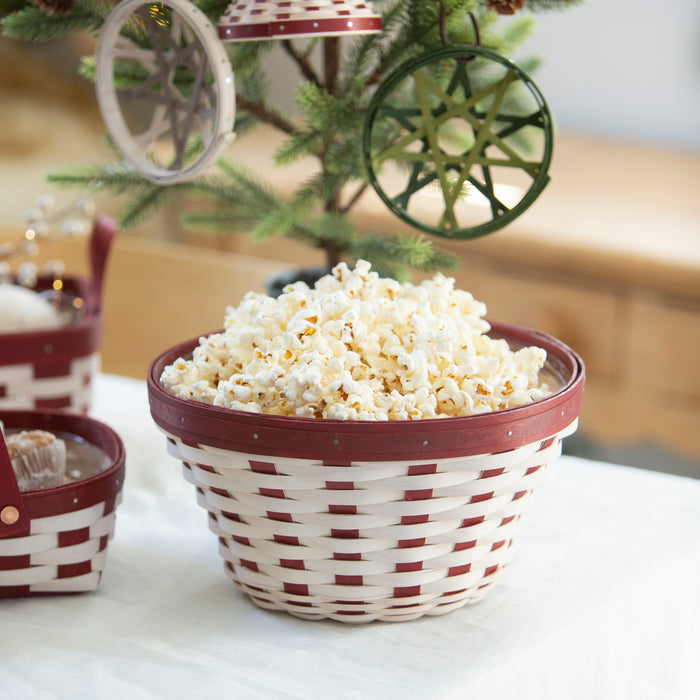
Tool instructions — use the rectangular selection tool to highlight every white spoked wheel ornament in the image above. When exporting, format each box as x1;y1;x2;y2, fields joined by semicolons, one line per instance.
96;0;235;184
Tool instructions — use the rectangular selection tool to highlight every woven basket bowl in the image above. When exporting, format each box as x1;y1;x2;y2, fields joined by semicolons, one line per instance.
148;321;584;623
0;408;125;597
0;216;115;414
218;0;382;41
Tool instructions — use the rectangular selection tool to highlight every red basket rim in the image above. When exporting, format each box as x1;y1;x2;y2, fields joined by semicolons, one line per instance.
0;408;125;523
147;320;585;462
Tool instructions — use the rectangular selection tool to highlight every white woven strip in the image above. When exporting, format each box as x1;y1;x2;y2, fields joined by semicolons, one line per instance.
0;532;57;557
31;571;102;593
30;501;107;535
30;538;102;566
0;353;98;411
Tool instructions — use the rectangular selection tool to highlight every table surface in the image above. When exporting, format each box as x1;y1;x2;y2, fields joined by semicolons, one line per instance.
2;375;699;699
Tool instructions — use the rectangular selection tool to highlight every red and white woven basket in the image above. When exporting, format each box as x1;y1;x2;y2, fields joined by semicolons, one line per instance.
0;216;116;414
219;0;382;41
0;408;125;597
148;321;584;622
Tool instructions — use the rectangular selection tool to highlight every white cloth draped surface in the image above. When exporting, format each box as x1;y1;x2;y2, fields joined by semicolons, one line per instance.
1;374;698;699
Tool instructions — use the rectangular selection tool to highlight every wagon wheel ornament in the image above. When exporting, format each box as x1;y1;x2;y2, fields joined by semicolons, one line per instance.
96;0;235;184
363;44;554;239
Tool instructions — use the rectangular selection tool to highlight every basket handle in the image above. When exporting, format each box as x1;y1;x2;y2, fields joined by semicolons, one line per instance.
0;430;30;539
88;214;117;312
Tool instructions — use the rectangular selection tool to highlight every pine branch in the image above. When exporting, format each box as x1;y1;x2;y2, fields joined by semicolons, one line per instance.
281;39;322;87
1;0;105;41
236;94;296;135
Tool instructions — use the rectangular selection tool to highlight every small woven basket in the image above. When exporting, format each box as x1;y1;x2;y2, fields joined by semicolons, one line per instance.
0;408;125;597
0;216;115;414
219;0;382;41
148;321;584;622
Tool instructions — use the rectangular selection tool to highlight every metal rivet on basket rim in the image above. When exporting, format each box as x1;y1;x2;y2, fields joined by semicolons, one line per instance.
1;505;20;526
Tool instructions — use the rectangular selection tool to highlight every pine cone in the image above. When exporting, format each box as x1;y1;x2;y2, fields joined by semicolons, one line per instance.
485;0;526;14
34;0;75;15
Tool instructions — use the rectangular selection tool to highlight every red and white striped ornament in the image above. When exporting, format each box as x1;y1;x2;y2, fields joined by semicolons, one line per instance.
218;0;382;42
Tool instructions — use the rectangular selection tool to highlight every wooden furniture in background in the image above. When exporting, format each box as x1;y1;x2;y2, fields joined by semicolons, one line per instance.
0;230;288;379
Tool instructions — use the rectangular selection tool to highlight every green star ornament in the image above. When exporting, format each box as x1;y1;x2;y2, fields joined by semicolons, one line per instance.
363;45;554;239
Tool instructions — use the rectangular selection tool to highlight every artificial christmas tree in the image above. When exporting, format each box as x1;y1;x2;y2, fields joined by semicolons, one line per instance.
2;0;581;279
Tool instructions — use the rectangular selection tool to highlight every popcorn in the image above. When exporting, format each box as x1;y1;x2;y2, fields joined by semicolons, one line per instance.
161;261;553;421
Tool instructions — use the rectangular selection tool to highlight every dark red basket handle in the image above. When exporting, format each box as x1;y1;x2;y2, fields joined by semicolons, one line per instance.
88;214;117;313
0;430;30;539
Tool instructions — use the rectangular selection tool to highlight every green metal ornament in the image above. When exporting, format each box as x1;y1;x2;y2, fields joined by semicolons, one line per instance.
363;44;554;239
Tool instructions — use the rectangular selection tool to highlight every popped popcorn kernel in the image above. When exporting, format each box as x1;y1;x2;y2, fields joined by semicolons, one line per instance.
161;261;552;420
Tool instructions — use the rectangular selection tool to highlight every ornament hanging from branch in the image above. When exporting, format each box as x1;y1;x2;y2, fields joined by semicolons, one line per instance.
94;0;382;185
362;5;554;239
95;0;236;185
218;0;383;41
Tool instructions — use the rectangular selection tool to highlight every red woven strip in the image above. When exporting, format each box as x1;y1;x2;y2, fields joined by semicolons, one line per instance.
232;535;250;546
407;463;438;476
267;511;293;522
481;467;505;478
393;585;421;598
404;488;433;501
335;609;366;616
36;397;72;410
454;540;476;550
0;554;31;570
325;481;354;489
335;575;362;585
390;602;421;610
32;360;72;379
221;511;241;522
58;527;90;548
470;491;494;504
484;565;499;577
259;488;285;499
491;540;506;551
58;560;92;578
239;559;259;572
448;564;471;577
397;537;425;548
274;534;299;546
333;552;361;561
249;460;277;474
501;515;516;526
0;385;7;398
329;504;357;515
210;486;229;497
400;514;429;525
395;561;422;573
0;585;31;598
283;582;309;596
331;529;359;539
99;534;109;551
512;490;528;501
461;516;484;527
525;465;542;475
102;492;117;516
280;559;305;570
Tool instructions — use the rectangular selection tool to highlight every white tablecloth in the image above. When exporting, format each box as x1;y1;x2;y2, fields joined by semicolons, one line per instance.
2;374;699;699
